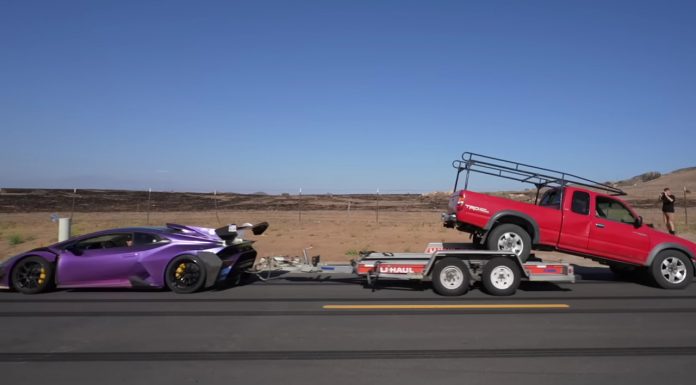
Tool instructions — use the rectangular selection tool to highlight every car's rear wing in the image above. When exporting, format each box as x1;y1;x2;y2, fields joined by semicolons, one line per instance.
215;222;269;244
452;152;626;197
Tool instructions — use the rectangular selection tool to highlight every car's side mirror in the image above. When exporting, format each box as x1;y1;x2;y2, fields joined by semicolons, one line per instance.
634;216;643;228
65;245;82;256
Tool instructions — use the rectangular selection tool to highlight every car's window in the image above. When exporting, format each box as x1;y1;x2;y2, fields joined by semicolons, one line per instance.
539;189;561;209
571;191;590;215
74;233;132;251
595;196;635;224
134;232;161;245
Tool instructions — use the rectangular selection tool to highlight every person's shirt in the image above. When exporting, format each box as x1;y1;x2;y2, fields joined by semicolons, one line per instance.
661;193;676;212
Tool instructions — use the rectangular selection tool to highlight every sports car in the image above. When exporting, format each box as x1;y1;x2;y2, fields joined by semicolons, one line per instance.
0;222;268;294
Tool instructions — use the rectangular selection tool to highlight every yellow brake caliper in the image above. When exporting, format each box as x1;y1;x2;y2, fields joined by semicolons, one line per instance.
38;267;46;285
175;263;187;280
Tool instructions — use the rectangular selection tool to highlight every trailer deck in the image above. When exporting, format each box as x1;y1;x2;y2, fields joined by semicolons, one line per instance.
355;242;574;296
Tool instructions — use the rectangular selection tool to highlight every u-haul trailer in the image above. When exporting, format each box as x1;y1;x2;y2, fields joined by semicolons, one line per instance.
355;243;574;296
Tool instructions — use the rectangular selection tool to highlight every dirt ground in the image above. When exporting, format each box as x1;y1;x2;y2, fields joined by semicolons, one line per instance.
1;208;694;267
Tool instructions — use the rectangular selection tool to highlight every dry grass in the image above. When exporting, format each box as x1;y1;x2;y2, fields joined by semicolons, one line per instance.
1;209;694;266
0;210;464;263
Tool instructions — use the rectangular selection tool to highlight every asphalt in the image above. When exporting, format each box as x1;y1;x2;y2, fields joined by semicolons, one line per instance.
1;267;696;385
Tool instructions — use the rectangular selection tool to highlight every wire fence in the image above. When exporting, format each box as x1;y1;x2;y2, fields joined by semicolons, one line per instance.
0;188;693;229
0;188;450;224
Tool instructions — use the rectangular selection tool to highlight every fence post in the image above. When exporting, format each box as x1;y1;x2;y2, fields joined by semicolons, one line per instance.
214;190;221;225
146;188;152;225
376;189;380;224
685;186;691;226
299;188;303;225
70;188;77;219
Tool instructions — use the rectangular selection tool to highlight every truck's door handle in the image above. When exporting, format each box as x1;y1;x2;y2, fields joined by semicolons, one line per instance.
595;223;605;228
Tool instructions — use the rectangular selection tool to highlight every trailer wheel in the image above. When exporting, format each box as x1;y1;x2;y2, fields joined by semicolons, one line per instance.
487;224;531;262
481;257;521;296
431;257;470;296
650;251;693;290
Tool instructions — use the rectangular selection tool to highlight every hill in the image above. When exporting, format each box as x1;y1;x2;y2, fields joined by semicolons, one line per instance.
616;167;696;207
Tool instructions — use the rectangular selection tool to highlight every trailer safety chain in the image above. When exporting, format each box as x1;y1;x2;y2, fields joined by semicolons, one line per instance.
244;268;276;282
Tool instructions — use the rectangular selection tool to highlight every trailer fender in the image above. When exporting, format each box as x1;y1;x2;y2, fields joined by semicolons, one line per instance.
424;252;529;280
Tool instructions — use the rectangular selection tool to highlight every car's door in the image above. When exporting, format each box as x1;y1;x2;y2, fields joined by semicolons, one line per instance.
57;233;140;287
588;196;651;263
558;190;592;253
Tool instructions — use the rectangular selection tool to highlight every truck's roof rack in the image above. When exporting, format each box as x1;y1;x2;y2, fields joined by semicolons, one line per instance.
452;152;626;196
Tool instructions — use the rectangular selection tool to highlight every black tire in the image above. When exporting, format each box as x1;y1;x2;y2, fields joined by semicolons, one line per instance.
486;224;532;263
481;257;521;296
11;256;54;294
165;255;207;294
471;234;484;248
650;251;693;290
431;257;470;296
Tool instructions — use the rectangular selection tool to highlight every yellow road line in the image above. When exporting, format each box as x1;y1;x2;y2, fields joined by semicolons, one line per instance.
323;304;570;310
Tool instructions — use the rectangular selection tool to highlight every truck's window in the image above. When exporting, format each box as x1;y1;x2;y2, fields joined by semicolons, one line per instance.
539;189;561;209
571;191;590;215
595;197;635;224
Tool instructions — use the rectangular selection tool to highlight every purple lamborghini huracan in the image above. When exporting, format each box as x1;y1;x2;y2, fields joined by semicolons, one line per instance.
0;222;268;294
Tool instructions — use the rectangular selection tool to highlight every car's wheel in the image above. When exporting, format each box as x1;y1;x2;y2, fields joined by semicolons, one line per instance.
481;257;521;296
11;256;54;294
486;224;532;262
165;255;207;294
650;251;693;290
431;257;470;296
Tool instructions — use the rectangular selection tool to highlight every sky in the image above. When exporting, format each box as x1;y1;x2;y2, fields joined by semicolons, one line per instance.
1;0;695;194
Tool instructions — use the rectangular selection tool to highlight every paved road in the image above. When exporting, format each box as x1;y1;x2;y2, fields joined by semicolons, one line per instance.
1;267;696;385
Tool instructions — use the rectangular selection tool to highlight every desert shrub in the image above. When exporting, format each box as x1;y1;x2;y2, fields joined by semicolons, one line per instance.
345;248;372;256
639;172;661;182
8;234;24;245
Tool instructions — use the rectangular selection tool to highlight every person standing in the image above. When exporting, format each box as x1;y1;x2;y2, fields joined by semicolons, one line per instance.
660;188;676;235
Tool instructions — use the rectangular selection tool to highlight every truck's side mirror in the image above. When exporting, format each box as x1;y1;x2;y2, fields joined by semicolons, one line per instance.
634;216;643;228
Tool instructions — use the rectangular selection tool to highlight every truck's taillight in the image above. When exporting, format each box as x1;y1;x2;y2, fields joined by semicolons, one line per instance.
456;193;466;207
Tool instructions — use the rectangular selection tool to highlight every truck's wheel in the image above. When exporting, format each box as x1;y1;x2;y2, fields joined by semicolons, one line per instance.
650;251;693;289
431;257;470;296
486;224;532;262
481;257;521;296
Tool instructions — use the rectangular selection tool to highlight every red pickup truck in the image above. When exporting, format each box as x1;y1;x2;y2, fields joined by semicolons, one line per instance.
442;153;696;289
